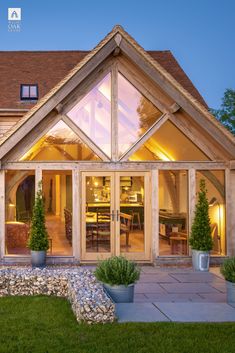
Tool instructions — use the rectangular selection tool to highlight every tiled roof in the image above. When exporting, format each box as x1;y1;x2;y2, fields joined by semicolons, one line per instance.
0;50;208;110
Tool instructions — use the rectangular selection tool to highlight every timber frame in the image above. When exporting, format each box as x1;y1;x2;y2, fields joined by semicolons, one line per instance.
1;25;235;263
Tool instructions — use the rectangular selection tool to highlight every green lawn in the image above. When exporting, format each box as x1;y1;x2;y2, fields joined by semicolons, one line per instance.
0;296;235;353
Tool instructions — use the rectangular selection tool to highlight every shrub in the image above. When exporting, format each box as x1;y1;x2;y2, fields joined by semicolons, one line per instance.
189;179;213;251
221;257;235;283
94;256;140;286
27;181;49;251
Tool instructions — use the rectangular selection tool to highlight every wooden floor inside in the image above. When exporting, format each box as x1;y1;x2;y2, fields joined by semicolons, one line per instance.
45;215;72;256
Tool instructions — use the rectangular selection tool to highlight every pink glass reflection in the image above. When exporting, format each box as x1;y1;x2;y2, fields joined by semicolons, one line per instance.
118;73;162;158
67;74;111;157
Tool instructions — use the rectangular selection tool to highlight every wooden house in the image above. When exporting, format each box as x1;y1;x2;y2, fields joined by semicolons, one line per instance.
0;25;234;263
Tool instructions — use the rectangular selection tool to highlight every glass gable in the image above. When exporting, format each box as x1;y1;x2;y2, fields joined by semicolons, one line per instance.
67;73;111;158
20;120;101;161
118;73;163;158
129;120;210;161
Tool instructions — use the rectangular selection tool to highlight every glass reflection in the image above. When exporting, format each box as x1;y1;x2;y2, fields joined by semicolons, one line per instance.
159;170;188;256
5;170;35;255
67;74;111;157
120;176;145;253
118;73;162;157
20;120;100;161
129;121;209;161
42;170;72;256
85;176;111;253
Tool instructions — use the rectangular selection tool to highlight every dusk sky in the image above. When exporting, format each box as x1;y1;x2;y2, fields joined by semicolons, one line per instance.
0;0;234;109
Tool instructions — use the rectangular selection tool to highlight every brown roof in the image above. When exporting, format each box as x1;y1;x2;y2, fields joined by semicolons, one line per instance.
0;50;208;110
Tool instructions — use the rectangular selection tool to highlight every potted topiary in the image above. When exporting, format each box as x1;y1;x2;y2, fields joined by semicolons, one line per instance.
27;181;49;267
189;179;213;271
221;257;235;304
94;256;140;303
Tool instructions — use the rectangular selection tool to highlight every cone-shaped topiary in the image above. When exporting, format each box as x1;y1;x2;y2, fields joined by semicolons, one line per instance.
27;181;49;251
189;179;213;251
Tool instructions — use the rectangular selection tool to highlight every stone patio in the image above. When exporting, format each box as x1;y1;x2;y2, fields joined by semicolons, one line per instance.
116;266;235;322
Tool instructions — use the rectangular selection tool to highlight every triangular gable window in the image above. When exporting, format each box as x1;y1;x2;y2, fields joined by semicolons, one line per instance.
67;73;111;158
117;73;163;158
20;120;101;161
66;72;164;160
128;120;210;161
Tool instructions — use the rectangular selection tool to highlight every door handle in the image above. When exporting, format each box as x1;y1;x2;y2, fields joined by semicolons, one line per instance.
111;210;115;222
116;210;120;221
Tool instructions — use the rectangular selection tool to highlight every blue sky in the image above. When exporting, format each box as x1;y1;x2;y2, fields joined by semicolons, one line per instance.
0;0;234;109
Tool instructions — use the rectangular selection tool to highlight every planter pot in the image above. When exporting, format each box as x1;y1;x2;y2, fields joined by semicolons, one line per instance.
226;281;235;304
103;283;134;303
192;249;210;271
31;250;46;267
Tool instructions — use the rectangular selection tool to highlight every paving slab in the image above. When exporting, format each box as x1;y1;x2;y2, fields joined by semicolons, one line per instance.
139;273;178;283
153;302;235;322
134;293;151;302
209;281;227;293
116;303;169;322
169;272;220;283
135;283;167;294
144;293;204;302
141;266;163;274
160;282;220;294
198;292;227;302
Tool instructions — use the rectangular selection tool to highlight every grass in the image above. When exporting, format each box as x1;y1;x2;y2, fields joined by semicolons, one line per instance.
0;296;235;353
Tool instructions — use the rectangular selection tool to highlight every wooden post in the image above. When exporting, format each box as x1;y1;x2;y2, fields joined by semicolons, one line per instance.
0;170;5;259
72;169;80;260
226;169;235;256
35;167;42;194
111;64;118;161
151;169;159;259
188;168;196;255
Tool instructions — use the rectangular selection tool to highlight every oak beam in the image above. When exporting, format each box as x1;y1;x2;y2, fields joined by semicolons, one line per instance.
62;114;110;162
1;161;229;171
120;113;169;161
188;168;196;256
72;169;80;260
0;170;5;259
151;169;159;258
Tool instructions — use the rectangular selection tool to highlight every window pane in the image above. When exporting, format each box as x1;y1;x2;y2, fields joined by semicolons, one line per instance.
21;85;30;98
42;170;72;256
29;85;38;98
85;176;111;253
196;170;226;255
20;120;101;161
5;170;35;255
159;170;188;256
67;74;111;157
119;176;145;253
129;120;210;161
118;73;162;158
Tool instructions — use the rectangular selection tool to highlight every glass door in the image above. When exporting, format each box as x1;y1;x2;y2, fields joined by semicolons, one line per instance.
81;172;115;261
81;171;151;261
115;172;151;261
